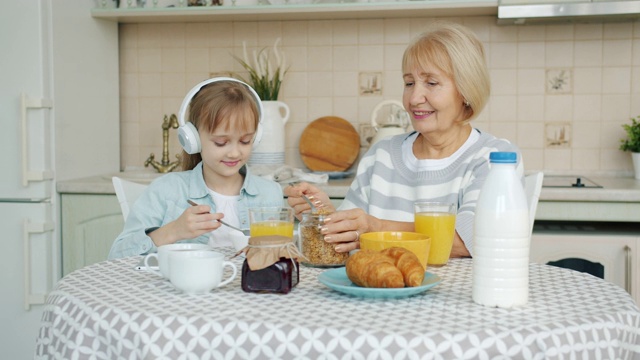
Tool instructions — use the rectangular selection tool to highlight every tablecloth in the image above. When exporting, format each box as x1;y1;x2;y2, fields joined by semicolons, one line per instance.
35;248;640;359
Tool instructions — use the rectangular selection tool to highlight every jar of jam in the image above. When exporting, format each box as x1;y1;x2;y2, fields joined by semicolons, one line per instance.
299;212;348;267
241;235;302;294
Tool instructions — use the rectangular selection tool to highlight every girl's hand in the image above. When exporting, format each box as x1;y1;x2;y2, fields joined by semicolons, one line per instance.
285;182;334;219
149;204;222;247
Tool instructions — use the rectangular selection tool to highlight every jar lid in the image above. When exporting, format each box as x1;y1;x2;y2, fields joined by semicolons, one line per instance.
245;236;304;271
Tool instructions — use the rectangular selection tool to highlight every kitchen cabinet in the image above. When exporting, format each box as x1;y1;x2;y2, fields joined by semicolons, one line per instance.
91;0;497;23
61;194;123;276
531;222;640;305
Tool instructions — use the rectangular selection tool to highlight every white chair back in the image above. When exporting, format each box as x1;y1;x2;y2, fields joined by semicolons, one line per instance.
112;176;149;220
524;172;544;235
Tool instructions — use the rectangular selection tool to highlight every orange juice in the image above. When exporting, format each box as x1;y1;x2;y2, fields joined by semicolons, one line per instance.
250;221;294;238
415;212;456;266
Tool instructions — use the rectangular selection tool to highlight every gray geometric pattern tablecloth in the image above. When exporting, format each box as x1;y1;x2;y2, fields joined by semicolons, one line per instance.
35;248;640;359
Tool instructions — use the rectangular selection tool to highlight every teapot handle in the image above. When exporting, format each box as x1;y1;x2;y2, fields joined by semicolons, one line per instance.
371;100;405;130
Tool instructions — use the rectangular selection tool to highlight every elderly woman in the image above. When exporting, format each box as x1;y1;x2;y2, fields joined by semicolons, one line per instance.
286;21;523;257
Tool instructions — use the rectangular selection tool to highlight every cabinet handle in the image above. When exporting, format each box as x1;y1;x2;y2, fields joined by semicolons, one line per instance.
23;220;54;310
624;245;632;295
20;93;54;186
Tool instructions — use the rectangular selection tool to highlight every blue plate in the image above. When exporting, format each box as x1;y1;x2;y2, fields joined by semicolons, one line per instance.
317;267;441;299
312;171;354;179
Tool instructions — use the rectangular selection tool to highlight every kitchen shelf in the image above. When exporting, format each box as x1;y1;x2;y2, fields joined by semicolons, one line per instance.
91;0;498;23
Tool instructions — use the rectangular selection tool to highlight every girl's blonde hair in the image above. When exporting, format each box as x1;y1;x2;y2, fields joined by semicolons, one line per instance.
402;21;490;123
181;80;260;170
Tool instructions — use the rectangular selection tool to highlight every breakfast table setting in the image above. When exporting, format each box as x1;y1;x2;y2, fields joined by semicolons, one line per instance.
34;245;640;359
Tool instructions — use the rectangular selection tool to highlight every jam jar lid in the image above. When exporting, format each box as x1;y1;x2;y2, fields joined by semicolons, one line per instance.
245;235;305;271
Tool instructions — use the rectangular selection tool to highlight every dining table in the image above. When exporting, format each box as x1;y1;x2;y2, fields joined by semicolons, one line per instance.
35;247;640;359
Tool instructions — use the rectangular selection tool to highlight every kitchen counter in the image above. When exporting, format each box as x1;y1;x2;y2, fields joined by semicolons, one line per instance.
57;171;640;222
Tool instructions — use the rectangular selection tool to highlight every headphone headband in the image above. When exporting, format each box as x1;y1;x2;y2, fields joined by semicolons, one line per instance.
177;77;264;154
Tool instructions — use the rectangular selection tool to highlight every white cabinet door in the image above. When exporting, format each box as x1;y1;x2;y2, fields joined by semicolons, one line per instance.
531;233;637;304
61;194;124;276
0;202;54;359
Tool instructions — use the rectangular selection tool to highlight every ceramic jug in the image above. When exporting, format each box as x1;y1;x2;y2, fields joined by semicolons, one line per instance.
249;101;290;165
370;100;409;145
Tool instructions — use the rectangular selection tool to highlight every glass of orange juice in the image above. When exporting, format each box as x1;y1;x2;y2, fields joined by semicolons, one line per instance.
249;207;294;238
414;202;456;267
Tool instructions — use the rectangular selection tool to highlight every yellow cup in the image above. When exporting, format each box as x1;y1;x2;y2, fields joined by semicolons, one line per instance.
359;231;431;270
248;207;294;238
414;202;456;267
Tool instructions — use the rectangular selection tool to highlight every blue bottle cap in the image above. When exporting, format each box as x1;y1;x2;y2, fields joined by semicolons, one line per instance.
489;152;517;163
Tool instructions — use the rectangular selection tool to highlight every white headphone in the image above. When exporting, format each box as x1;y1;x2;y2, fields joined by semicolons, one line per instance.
177;77;264;154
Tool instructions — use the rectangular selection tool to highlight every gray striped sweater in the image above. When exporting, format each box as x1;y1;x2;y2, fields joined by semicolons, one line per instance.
339;129;523;256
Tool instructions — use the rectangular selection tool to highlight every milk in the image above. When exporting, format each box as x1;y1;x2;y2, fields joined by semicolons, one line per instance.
472;152;530;308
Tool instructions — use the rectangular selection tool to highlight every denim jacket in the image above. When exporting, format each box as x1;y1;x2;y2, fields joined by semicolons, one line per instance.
108;163;284;259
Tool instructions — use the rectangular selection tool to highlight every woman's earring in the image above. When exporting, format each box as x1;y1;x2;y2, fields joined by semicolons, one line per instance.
464;100;470;107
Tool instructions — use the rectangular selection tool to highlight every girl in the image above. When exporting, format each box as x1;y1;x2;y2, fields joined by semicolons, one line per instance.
109;78;284;259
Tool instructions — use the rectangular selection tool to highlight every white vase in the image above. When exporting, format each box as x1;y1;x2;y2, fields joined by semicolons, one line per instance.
249;101;290;166
632;152;640;180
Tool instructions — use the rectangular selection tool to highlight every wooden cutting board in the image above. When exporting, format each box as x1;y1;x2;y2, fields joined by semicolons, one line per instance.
299;116;360;172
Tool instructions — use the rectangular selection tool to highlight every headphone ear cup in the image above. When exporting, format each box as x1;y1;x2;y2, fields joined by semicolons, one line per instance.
178;122;201;154
252;123;263;149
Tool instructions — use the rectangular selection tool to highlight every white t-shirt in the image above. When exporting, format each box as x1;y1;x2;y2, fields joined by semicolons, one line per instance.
207;189;241;247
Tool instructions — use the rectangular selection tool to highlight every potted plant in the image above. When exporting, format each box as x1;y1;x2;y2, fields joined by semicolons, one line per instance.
232;38;290;165
619;115;640;179
233;38;288;101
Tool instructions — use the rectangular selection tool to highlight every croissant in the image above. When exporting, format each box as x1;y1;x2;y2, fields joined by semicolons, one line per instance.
381;247;425;287
345;250;404;288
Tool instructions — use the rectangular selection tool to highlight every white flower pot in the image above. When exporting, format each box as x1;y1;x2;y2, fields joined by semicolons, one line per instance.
632;152;640;180
249;101;290;165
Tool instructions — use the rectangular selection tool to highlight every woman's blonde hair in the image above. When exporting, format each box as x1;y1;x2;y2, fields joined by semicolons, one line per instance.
181;80;260;170
402;21;490;123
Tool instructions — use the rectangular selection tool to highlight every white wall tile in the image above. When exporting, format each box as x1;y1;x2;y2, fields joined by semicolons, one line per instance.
333;46;358;71
490;69;517;95
603;39;632;67
307;46;332;71
490;95;517;122
545;41;573;67
307;71;333;97
604;22;633;40
517;69;545;95
572;95;601;122
384;19;411;45
332;20;358;45
574;40;603;67
544;95;573;122
517;42;545;68
489;42;517;69
572;121;601;148
358;45;384;71
517;122;544;148
573;67;602;94
572;148;600;170
601;94;632;123
282;21;308;46
517;95;544;122
574;23;602;40
358;19;384;45
603;67;631;94
308;21;333;46
117;16;639;173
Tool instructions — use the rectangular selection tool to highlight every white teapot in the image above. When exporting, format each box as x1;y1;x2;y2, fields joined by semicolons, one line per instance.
370;100;409;145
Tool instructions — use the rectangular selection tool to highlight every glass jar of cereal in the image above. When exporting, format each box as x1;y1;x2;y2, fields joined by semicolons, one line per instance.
298;212;348;267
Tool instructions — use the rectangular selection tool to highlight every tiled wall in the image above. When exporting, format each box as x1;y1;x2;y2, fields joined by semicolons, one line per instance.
119;16;640;175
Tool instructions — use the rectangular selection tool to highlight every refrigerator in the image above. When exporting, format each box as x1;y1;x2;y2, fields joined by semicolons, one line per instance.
0;1;119;358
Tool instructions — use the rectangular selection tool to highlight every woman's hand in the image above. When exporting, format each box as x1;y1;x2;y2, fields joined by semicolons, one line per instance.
284;182;335;219
149;204;222;247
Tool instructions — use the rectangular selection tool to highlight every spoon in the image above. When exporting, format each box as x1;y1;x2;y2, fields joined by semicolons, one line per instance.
289;183;319;212
187;200;251;236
